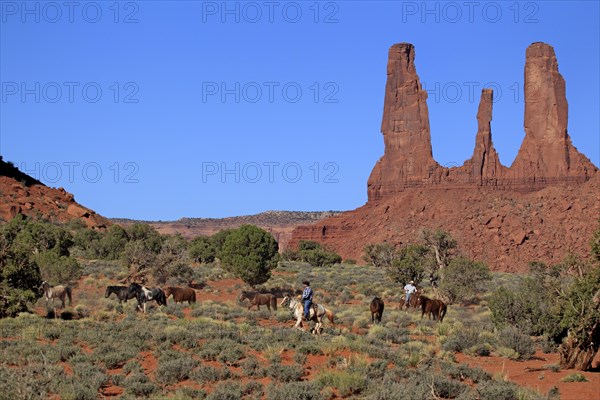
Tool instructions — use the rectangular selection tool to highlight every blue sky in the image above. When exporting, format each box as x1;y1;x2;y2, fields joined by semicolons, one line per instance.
1;1;598;220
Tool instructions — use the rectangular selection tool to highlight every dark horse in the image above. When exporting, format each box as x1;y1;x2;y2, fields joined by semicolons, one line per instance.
399;289;421;310
417;295;447;322
163;286;196;305
127;283;167;313
238;291;277;311
105;285;136;303
370;297;384;323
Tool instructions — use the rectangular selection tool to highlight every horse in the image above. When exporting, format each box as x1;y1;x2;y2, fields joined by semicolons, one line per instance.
238;291;277;311
370;297;384;323
127;283;167;313
399;289;421;310
417;295;447;322
163;286;196;305
280;294;334;335
105;285;136;303
39;281;72;308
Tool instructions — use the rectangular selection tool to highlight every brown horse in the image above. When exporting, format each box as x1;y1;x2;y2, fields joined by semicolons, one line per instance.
163;287;196;305
238;291;277;311
417;295;447;322
399;289;421;310
370;297;384;323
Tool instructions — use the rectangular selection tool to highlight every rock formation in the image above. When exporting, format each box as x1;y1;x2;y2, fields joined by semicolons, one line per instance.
461;89;506;185
510;42;597;184
291;42;598;271
368;43;441;200
367;42;597;201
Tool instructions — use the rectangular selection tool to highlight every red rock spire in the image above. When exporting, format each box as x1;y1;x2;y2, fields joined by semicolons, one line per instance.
510;42;596;183
368;43;440;200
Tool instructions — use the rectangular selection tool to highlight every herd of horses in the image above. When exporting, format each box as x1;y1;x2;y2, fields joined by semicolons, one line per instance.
40;281;446;334
104;284;195;313
371;291;447;323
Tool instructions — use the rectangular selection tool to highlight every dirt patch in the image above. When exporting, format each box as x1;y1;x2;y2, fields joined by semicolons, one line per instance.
456;351;600;400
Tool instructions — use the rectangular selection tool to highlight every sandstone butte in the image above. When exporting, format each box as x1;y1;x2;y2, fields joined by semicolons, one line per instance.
290;42;599;272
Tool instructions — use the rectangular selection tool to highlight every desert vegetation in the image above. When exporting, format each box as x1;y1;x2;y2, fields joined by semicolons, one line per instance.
0;216;598;399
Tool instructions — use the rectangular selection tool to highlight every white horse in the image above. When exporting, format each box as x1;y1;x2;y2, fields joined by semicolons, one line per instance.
280;294;334;335
39;281;72;308
127;283;167;313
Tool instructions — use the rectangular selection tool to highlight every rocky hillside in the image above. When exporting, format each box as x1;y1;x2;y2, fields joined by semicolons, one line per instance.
0;157;109;229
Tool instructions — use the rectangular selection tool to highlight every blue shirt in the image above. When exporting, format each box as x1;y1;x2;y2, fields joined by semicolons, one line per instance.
302;286;313;301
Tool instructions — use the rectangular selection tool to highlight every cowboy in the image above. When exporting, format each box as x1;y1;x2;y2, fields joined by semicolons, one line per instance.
404;280;417;307
301;280;313;321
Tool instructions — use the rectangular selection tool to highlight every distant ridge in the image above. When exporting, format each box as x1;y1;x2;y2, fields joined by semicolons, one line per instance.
112;210;342;249
111;210;341;225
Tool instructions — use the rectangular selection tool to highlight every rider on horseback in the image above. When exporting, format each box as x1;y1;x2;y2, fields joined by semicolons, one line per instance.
404;280;417;308
301;280;313;321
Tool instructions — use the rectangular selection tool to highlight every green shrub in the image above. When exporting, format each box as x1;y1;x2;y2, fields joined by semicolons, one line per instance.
266;381;324;400
156;355;199;385
430;374;467;398
363;243;396;269
189;235;216;263
316;370;368;397
462;379;520;400
439;257;490;304
207;381;244;400
496;326;536;360
191;364;231;383
123;372;157;397
560;372;588;382
266;364;304;382
386;244;431;285
219;225;279;286
35;250;82;284
241;357;265;377
442;327;482;353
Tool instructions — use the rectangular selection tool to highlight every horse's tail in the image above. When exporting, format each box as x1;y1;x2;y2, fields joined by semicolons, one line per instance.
66;286;73;306
271;296;277;311
325;308;335;324
439;303;447;322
